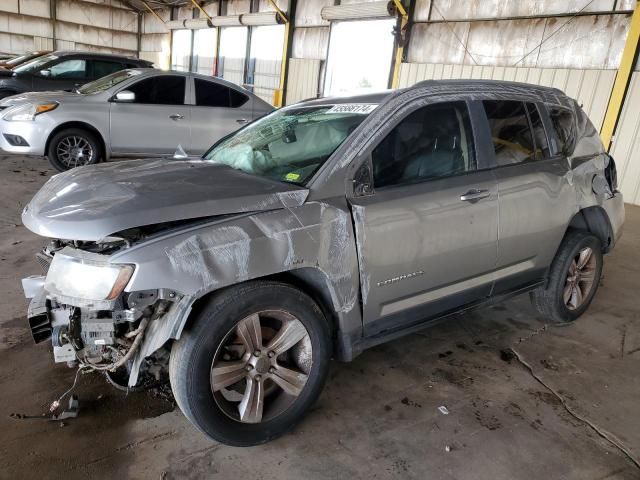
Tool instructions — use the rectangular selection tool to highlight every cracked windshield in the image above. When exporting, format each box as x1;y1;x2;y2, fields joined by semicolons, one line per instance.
204;104;376;184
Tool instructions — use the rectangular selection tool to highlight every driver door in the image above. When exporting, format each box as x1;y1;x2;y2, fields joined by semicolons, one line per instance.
349;101;499;335
109;74;191;155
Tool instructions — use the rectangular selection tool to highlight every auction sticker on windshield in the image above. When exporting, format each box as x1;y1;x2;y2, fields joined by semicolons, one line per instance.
325;104;377;114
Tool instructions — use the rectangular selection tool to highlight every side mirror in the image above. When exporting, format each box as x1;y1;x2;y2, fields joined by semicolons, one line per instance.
352;160;374;197
39;69;51;77
113;90;135;103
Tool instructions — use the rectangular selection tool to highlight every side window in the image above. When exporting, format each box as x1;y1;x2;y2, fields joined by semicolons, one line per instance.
230;88;249;107
89;60;124;78
483;100;537;166
194;78;249;108
548;107;577;155
372;101;475;189
127;76;186;105
48;59;87;79
526;103;550;159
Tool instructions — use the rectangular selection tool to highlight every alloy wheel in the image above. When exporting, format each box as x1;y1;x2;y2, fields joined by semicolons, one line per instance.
56;135;95;168
563;246;597;310
210;310;312;423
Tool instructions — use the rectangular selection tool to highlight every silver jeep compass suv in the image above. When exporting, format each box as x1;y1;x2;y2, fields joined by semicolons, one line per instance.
21;80;624;446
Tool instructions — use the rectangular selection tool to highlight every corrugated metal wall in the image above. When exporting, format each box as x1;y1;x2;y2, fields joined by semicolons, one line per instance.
286;57;321;104
0;0;139;56
140;7;170;69
252;58;283;104
398;63;616;131
610;72;640;205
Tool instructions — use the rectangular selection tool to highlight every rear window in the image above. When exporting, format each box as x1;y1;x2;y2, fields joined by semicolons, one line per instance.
548;107;577;155
195;78;249;108
90;60;124;78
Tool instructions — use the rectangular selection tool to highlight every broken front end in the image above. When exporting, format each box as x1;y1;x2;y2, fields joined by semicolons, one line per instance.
23;239;177;386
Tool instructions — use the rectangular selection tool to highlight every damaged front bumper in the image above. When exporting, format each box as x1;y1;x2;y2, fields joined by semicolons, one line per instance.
22;247;195;387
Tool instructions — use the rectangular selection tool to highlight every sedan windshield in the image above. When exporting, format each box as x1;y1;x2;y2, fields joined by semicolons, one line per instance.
14;54;57;73
204;104;375;185
78;69;142;94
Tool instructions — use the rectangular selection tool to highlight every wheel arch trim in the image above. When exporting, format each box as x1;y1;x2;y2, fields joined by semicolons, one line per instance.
568;205;615;253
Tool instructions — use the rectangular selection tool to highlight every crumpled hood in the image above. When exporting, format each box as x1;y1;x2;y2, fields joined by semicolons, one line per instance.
22;159;309;241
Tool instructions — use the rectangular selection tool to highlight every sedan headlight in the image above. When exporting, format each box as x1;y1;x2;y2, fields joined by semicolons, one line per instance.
3;102;58;121
44;248;134;306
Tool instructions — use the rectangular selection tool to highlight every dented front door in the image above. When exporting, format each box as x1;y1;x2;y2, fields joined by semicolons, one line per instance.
350;171;499;335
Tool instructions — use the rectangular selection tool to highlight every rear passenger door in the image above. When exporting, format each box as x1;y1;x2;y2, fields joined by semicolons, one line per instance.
482;100;576;292
109;75;191;155
349;101;499;335
189;77;254;154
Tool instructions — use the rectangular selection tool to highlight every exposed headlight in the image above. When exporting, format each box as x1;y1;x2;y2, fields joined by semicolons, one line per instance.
44;248;134;306
3;102;58;121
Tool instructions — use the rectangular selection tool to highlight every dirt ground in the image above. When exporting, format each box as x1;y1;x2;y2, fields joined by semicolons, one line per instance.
1;154;639;480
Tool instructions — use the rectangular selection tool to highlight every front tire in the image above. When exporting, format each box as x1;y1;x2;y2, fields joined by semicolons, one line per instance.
47;128;102;171
169;281;331;446
531;231;603;323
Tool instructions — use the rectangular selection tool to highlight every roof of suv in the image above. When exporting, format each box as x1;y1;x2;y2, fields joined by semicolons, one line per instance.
298;79;570;108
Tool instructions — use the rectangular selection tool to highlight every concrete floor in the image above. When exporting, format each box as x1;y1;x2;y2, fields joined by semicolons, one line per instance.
1;154;639;480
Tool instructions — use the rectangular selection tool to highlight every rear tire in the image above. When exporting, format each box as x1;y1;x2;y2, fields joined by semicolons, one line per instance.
47;128;102;171
169;281;331;446
530;231;603;323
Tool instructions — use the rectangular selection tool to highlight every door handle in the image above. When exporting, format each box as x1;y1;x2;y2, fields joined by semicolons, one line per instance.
460;188;490;203
169;114;184;120
236;118;249;125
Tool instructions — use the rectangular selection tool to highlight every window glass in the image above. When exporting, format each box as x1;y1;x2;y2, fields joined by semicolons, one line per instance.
195;78;249;108
526;103;550;159
372;101;475;189
230;88;249;107
171;29;192;71
483;100;538;166
548;107;577;155
248;25;285;104
48;59;87;79
219;27;248;85
324;19;395;96
127;76;185;105
78;69;142;95
89;60;124;79
192;28;217;75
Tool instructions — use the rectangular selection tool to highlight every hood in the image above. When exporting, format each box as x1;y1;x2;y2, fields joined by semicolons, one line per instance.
22;159;309;241
0;90;81;106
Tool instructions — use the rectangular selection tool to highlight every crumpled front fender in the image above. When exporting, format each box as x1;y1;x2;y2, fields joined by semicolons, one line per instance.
119;199;363;386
